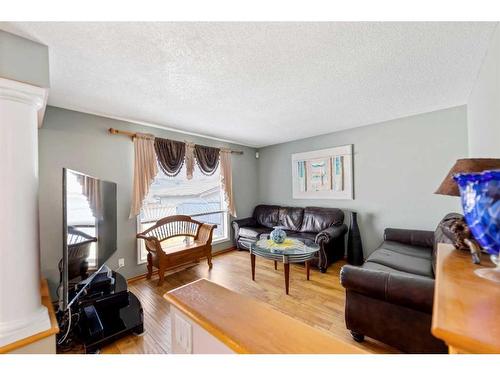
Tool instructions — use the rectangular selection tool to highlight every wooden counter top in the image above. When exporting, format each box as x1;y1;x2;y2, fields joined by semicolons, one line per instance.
0;279;59;354
432;244;500;354
164;278;364;354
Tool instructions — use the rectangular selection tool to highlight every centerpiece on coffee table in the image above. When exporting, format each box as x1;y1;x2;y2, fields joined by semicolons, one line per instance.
270;226;287;243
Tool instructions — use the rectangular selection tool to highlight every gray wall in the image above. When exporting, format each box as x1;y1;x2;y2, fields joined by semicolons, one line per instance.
39;106;259;294
257;106;468;256
467;24;500;158
0;30;50;88
40;104;469;294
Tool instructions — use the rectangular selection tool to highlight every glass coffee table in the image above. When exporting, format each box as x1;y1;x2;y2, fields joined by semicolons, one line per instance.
250;237;320;294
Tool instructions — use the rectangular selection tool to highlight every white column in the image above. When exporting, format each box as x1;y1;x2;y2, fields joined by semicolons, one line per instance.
0;78;50;347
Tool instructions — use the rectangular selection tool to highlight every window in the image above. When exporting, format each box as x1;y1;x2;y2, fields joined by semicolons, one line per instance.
137;163;228;264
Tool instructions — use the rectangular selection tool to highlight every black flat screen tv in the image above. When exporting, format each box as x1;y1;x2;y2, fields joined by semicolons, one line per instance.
60;168;117;311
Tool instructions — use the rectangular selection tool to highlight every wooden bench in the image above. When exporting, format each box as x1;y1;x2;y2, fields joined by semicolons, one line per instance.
137;215;216;286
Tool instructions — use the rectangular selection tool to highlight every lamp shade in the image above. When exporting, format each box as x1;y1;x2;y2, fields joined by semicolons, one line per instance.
435;158;500;196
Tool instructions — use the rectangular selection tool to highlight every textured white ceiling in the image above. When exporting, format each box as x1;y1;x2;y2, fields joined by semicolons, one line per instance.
1;22;496;147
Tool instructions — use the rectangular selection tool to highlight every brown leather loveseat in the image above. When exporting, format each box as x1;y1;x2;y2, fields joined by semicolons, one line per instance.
232;204;348;272
340;215;461;353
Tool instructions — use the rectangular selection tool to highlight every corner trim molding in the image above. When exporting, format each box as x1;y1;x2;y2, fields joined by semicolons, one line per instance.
0;280;58;353
0;77;49;127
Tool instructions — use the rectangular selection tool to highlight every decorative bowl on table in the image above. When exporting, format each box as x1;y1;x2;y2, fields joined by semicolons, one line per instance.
454;169;500;282
270;226;287;244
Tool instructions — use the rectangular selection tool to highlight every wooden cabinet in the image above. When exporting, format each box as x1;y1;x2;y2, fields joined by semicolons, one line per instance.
164;278;365;354
432;244;500;354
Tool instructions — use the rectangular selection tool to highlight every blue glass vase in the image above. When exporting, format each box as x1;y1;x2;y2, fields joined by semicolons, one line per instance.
454;169;500;282
270;226;287;244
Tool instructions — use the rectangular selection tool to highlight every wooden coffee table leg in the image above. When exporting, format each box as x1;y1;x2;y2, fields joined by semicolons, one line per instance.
284;263;290;295
274;260;277;270
250;253;256;281
306;260;310;280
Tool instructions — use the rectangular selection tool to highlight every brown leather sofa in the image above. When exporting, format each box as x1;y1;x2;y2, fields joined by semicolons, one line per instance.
340;216;459;353
232;205;348;272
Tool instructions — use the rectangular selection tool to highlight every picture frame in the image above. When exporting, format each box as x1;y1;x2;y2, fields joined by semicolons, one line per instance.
291;144;353;200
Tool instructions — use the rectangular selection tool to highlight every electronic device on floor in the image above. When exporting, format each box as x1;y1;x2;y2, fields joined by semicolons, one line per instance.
57;270;144;353
56;169;144;353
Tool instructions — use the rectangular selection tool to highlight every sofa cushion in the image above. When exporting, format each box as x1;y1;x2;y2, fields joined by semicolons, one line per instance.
366;247;434;278
285;231;317;241
362;261;423;278
238;226;270;240
256;230;317;242
300;207;344;233
254;205;280;228
278;207;304;231
381;241;432;260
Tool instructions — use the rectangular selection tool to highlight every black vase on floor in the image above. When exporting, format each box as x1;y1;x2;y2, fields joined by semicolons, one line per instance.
347;211;364;266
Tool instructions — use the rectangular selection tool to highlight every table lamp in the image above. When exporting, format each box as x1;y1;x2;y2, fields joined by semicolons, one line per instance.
435;158;500;196
436;158;500;281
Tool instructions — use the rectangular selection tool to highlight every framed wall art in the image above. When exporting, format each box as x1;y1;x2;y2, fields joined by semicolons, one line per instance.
291;144;353;200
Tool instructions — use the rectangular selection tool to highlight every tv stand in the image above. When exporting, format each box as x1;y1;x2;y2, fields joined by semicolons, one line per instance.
68;271;144;353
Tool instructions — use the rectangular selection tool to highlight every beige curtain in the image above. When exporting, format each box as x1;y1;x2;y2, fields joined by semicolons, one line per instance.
220;149;236;217
185;142;195;180
130;133;158;218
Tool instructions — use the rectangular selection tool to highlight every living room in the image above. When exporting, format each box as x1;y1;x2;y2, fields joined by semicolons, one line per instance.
1;1;499;372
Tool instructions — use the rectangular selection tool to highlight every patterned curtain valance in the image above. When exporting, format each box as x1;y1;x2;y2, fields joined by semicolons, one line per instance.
154;138;186;177
148;136;235;216
194;144;220;176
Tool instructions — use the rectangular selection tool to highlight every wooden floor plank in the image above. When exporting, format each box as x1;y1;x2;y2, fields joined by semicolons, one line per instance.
73;250;399;354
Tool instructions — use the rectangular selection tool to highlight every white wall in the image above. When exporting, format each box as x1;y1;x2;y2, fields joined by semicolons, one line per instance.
257;106;468;256
467;24;500;157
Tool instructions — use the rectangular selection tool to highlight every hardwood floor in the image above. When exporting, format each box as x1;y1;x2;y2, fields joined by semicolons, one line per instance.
101;250;398;354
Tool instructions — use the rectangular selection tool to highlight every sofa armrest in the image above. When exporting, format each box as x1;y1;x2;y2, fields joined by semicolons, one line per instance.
340;265;435;314
315;224;348;244
232;216;258;229
384;228;434;248
231;217;258;239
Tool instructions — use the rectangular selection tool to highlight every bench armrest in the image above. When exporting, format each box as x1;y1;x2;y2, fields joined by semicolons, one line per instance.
197;223;217;244
136;233;160;254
